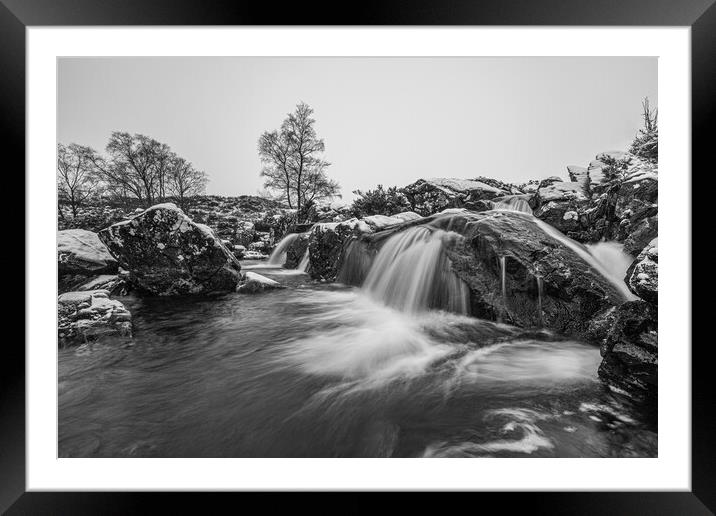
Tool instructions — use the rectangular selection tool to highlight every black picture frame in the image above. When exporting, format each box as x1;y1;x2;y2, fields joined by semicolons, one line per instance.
4;0;710;513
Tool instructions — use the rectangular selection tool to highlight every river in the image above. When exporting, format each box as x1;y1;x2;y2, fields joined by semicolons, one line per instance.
58;262;656;458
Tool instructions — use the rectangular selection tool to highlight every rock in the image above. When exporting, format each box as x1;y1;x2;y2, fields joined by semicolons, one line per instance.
307;200;353;223
532;182;590;234
75;274;127;294
98;203;242;295
362;214;418;231
391;211;422;223
587;160;607;189
58;229;118;276
614;168;658;221
236;271;285;293
58;290;132;346
623;215;658;256
625;238;658;303
400;178;509;216
437;211;626;335
243;250;268;260
248;240;269;252
233;245;246;259
598;300;657;400
285;233;310;269
235;221;256;247
538;176;564;189
567;165;590;195
308;219;374;280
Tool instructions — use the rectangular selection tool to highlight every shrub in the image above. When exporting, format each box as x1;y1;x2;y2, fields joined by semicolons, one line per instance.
351;185;411;218
601;155;633;182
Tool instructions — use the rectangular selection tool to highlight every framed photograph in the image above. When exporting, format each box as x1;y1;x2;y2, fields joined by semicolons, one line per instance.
5;0;710;512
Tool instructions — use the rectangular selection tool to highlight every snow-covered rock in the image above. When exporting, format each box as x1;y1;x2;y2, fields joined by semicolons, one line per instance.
58;289;132;346
98;203;242;295
236;271;285;294
626;238;658;304
243;250;268;260
401;177;510;216
532;181;590;234
58;229;118;276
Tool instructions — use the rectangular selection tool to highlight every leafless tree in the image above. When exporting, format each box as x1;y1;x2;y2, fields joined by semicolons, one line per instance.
102;132;165;206
57;143;100;218
258;102;341;218
166;155;209;208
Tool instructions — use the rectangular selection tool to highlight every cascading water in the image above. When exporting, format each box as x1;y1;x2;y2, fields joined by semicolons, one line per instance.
298;249;310;272
493;197;533;214
499;256;507;322
536;276;544;326
267;233;301;266
491;202;633;300
361;227;470;314
530;218;635;300
586;241;638;299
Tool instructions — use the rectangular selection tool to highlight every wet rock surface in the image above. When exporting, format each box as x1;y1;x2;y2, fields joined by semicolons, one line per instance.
597;300;657;401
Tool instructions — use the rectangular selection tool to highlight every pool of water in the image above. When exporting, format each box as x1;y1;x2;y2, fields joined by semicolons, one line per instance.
58;265;657;458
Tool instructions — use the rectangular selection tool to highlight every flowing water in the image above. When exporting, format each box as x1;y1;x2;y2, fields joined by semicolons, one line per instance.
59;258;657;458
492;203;635;300
267;233;302;266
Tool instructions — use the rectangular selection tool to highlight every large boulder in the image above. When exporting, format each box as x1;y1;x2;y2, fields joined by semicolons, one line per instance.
625;238;658;304
436;211;627;335
307;218;373;280
401;178;509;216
98;203;242;295
598;300;657;400
58;289;132;346
306;212;429;279
58;229;118;276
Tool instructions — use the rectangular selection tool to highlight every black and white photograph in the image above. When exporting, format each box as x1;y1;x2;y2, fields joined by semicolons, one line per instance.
55;56;660;459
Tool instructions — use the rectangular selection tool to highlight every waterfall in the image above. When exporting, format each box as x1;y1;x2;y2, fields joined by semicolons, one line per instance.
493;197;533;214
298;249;310;272
529;217;634;300
586;241;638;300
536;275;544;326
362;227;470;315
490;198;631;299
500;256;507;321
267;233;301;266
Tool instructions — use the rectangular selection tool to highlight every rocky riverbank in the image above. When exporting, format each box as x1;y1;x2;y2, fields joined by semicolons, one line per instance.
57;149;658;402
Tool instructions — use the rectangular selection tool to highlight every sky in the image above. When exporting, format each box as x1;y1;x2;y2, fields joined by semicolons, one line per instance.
58;57;657;203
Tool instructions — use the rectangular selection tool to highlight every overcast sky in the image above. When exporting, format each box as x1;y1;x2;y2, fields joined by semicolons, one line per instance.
58;57;657;202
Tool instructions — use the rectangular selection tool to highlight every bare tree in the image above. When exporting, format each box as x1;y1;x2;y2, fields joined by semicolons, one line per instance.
104;132;165;206
166;155;208;208
57;143;100;218
258;102;341;219
258;129;294;208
